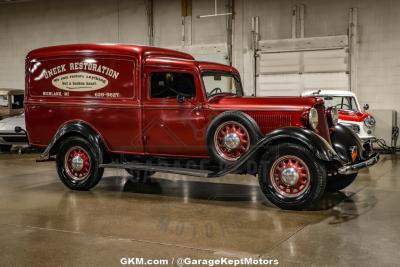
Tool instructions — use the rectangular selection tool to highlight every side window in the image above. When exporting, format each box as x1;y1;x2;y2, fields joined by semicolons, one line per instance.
11;94;24;109
150;72;196;99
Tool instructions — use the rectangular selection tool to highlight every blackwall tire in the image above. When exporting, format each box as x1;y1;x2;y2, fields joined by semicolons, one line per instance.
325;173;357;192
258;143;326;210
206;111;261;166
56;136;104;190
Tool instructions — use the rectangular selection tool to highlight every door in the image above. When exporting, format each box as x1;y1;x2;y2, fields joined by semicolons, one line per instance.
142;67;208;157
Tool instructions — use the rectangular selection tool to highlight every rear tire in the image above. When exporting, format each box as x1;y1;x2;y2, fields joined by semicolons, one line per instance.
56;136;104;190
258;143;326;210
0;145;12;152
325;173;357;192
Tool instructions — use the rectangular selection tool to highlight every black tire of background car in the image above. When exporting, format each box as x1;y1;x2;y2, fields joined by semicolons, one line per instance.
206;111;262;166
56;136;104;190
258;143;327;210
325;173;358;192
0;145;12;152
125;169;156;182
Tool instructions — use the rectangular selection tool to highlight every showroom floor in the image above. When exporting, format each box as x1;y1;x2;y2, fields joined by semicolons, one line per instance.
0;152;399;267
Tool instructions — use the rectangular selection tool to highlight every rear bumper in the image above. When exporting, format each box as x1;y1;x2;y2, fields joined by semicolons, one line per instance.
338;153;380;175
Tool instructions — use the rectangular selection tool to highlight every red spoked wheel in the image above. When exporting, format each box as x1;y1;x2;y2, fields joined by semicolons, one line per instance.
214;121;250;161
270;155;310;198
64;146;91;182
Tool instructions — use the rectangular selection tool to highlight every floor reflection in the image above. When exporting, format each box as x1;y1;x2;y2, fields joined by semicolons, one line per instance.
97;173;352;211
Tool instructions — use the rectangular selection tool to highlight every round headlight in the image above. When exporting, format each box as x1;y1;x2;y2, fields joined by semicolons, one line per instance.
327;107;339;126
364;115;376;128
308;108;319;130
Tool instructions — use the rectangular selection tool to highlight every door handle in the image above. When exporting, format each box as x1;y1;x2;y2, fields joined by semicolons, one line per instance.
191;105;203;115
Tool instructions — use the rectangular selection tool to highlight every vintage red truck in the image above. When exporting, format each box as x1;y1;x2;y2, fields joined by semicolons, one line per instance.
24;44;379;210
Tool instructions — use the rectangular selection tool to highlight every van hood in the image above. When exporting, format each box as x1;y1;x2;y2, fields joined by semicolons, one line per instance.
207;96;323;111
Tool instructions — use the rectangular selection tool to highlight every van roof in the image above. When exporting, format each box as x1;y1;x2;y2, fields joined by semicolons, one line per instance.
27;44;239;75
27;44;195;61
144;57;239;74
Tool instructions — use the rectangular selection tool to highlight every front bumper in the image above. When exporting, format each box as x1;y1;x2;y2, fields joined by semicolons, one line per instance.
338;153;380;175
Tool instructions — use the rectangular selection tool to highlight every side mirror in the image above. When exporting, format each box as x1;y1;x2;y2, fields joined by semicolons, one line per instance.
177;94;186;104
15;126;24;133
363;103;369;111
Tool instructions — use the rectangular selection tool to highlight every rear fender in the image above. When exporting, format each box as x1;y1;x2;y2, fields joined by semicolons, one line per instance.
40;121;105;163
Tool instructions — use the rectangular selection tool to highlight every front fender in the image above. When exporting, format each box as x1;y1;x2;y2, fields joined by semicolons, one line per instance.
210;127;341;177
260;127;340;162
39;121;105;163
330;124;364;163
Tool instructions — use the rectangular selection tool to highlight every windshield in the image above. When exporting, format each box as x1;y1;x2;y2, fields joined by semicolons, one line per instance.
202;72;243;98
320;96;359;111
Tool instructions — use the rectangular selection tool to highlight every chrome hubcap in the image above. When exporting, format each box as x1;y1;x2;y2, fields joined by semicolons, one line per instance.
71;156;84;172
281;167;299;186
223;132;240;150
64;146;91;182
214;121;250;161
270;155;310;198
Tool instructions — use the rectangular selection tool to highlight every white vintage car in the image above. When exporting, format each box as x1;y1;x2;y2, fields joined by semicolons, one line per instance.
0;113;27;152
302;90;375;141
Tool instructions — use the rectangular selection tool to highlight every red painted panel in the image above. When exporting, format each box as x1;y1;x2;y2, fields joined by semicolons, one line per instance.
141;66;208;157
25;102;142;152
25;54;143;153
28;57;135;99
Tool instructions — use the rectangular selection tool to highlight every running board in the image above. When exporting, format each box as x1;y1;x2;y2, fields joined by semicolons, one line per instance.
100;163;215;178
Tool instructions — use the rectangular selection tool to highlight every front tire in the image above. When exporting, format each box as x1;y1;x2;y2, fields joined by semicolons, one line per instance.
258;143;326;210
56;136;104;190
325;173;357;192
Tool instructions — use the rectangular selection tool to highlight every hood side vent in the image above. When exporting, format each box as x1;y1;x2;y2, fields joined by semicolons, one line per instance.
248;112;292;134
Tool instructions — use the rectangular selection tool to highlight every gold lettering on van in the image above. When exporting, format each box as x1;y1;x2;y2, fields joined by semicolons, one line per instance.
43;61;120;80
68;62;120;80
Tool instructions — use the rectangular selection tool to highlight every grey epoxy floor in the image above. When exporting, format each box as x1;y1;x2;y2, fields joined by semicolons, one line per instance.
0;153;399;266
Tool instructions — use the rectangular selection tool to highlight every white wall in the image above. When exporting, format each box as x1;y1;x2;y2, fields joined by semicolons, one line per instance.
0;0;400;113
0;0;147;88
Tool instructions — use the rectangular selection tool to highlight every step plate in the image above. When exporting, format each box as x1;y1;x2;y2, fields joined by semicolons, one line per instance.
100;163;214;178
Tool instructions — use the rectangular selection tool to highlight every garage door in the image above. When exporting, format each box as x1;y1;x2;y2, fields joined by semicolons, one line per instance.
167;44;229;65
256;36;349;96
